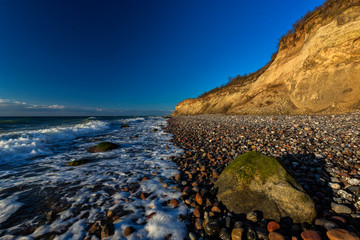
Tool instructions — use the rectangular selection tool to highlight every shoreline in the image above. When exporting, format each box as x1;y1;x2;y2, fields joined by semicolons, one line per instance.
166;114;360;239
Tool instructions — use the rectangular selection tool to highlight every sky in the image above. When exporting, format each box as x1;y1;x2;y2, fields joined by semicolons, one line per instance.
0;0;325;116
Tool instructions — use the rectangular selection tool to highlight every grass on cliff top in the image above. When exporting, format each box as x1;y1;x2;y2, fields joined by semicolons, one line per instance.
223;151;295;184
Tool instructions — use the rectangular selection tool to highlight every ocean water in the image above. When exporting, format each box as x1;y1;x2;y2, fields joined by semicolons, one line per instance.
0;117;187;240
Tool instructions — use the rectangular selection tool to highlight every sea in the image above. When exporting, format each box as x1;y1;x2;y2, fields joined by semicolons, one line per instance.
0;116;187;240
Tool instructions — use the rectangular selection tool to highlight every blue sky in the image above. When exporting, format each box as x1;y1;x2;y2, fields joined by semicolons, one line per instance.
0;0;324;116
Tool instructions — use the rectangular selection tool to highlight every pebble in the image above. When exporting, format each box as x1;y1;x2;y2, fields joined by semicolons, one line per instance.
193;208;201;218
329;182;341;189
268;232;285;240
326;228;360;240
331;202;352;214
101;222;114;239
195;193;203;205
315;219;338;230
195;219;203;230
300;230;321;240
169;198;179;207
267;221;281;232
123;226;136;237
219;228;231;240
231;228;244;240
204;219;221;236
349;178;360;185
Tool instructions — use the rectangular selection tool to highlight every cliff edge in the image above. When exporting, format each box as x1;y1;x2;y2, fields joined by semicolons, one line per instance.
173;0;360;115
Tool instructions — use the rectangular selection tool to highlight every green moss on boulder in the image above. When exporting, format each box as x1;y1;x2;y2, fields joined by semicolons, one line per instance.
87;142;119;153
215;151;316;223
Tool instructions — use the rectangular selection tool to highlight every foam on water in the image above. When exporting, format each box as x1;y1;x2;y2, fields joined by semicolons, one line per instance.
0;195;23;224
0;120;110;164
0;117;187;239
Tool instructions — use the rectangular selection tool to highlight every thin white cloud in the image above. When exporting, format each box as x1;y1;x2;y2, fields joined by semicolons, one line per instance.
47;105;65;109
0;98;171;116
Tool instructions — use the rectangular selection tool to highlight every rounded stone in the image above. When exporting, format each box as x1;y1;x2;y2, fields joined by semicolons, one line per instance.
326;228;360;240
301;230;321;240
268;232;285;240
123;226;136;237
204;220;221;236
267;221;281;232
231;228;244;240
219;228;231;240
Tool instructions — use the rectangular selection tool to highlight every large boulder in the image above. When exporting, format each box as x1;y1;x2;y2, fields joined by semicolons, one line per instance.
215;151;316;223
87;142;119;153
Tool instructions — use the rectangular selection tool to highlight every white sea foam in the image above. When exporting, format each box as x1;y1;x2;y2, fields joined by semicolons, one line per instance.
0;195;23;224
0;120;109;163
0;117;187;239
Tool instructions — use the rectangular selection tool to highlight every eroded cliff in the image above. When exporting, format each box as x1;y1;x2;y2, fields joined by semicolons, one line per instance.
173;0;360;115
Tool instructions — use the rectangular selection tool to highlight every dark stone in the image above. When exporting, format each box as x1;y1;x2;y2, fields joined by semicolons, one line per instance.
121;124;130;128
123;226;136;237
219;228;231;240
234;221;244;229
101;222;114;239
255;226;268;240
246;226;257;240
204;219;221;236
87;142;119;153
66;158;91;166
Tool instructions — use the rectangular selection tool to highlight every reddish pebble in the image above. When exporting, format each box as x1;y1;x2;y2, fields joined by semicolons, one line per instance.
195;219;203;230
140;193;148;199
267;221;281;232
268;232;285;240
165;145;170;149
326;228;360;240
193;208;201;218
212;170;219;178
211;206;221;213
301;230;321;240
195;193;203;205
146;212;156;220
169;198;178;207
330;216;346;223
142;176;149;181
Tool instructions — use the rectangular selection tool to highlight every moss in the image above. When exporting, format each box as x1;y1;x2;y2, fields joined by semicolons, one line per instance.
223;151;290;183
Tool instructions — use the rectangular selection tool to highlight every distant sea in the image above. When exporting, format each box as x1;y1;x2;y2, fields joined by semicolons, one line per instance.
0;116;187;239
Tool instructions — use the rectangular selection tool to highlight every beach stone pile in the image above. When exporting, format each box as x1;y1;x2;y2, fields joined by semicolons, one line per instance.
166;113;360;240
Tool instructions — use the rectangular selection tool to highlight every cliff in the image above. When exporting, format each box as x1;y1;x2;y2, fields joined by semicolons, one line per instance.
173;0;360;116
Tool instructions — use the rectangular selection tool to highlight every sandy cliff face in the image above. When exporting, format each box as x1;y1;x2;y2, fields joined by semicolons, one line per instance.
173;1;360;115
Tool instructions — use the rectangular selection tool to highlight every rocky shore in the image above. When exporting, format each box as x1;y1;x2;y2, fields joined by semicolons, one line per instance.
166;114;360;240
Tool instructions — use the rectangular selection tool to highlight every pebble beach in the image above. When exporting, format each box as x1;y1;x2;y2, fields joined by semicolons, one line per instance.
166;113;360;240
